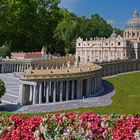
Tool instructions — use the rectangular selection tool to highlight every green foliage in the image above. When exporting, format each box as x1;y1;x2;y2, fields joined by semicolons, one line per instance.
54;9;78;54
0;79;5;98
0;0;122;55
77;14;113;39
0;45;11;58
113;28;123;36
0;0;61;52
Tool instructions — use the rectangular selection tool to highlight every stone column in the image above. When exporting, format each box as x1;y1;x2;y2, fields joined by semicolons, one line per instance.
86;79;90;97
20;64;22;72
6;64;8;73
12;64;15;72
77;79;80;99
18;64;20;72
95;78;97;93
91;78;93;94
21;64;23;72
10;64;12;72
77;79;82;99
99;76;102;90
60;81;63;102
89;78;92;95
46;81;50;103
5;64;7;73
135;49;138;59
19;64;21;72
22;64;24;72
1;64;4;73
11;64;13;72
53;81;56;102
17;64;19;72
29;85;33;102
19;83;25;104
96;77;98;92
71;80;75;100
4;64;7;73
39;83;42;104
93;78;96;94
97;77;99;92
66;80;69;101
33;85;37;105
3;64;5;73
7;64;9;73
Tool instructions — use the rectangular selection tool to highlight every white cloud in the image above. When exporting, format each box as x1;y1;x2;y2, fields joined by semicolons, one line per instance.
106;19;115;26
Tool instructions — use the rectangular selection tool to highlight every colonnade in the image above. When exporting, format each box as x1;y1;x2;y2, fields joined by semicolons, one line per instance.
31;61;72;70
101;60;140;77
0;56;75;73
1;63;31;73
19;76;102;105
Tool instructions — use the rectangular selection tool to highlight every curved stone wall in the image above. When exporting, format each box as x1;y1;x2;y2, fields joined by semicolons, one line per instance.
99;59;140;77
19;64;103;105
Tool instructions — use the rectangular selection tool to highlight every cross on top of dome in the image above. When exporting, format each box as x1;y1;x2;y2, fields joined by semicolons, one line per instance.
133;9;139;18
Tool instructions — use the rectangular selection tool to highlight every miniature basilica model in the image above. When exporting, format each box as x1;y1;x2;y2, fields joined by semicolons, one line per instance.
76;10;140;63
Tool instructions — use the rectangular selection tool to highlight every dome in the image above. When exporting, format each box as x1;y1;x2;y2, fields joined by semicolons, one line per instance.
125;9;140;30
110;31;117;38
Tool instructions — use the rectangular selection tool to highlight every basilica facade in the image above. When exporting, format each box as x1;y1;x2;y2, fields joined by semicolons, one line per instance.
76;10;140;63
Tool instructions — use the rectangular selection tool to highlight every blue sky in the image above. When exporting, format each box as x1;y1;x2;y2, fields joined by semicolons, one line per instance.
60;0;140;29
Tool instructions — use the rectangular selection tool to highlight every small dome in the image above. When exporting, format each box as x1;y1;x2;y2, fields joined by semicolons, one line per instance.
110;31;117;38
125;9;140;30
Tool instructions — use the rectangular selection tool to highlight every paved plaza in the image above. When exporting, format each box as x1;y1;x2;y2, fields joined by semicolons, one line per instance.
0;73;19;104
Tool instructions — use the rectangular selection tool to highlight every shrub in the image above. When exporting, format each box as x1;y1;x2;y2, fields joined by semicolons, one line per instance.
0;46;11;58
0;79;5;98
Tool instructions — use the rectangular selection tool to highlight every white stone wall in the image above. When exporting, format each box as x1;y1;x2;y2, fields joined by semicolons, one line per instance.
76;33;138;64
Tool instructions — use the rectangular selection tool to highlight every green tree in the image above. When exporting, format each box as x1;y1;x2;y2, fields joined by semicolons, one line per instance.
0;0;122;55
114;27;123;36
78;14;113;39
0;0;61;52
0;45;11;58
54;9;78;54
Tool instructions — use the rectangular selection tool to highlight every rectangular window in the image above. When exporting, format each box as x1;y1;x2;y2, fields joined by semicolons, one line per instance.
118;42;121;46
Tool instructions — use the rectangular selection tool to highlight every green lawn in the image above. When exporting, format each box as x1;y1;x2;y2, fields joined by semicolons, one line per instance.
67;72;140;115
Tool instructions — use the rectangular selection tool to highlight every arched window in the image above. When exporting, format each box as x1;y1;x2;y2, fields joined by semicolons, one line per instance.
118;42;121;46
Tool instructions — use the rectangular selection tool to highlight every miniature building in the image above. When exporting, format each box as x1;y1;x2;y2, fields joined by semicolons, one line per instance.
11;46;48;60
76;10;140;64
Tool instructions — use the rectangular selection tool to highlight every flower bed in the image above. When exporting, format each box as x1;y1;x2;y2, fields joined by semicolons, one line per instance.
0;112;140;140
